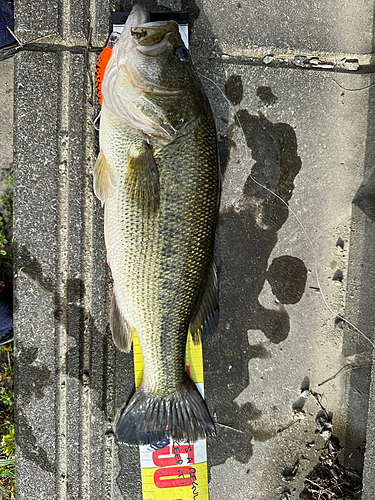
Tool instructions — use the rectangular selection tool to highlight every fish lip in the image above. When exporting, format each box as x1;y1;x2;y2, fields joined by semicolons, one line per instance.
130;21;180;55
114;4;148;52
129;20;180;46
126;15;179;48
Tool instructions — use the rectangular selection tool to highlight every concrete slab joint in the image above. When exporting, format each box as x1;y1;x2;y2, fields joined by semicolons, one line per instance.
11;1;375;499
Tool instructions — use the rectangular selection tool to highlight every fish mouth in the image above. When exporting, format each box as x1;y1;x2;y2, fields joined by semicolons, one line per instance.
114;6;185;94
102;5;191;143
124;6;180;57
123;19;183;94
131;21;179;56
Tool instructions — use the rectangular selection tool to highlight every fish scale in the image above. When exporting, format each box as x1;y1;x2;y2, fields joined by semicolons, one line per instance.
105;119;217;392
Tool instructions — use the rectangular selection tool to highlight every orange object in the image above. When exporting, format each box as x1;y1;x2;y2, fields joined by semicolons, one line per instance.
95;46;112;105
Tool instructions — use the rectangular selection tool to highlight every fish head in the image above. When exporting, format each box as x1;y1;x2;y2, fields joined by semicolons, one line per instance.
126;21;192;93
102;4;208;146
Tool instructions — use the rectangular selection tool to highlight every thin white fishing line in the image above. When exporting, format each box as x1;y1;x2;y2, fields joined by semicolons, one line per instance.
199;72;374;349
93;110;101;131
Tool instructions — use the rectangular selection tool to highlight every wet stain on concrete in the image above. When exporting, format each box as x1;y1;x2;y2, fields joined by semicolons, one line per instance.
209;402;263;465
247;423;276;442
248;343;272;360
16;245;83;324
15;411;54;473
205;90;304;468
217;108;302;343
225;75;244;106
256;86;278;106
218;130;236;179
15;244;54;293
266;255;307;304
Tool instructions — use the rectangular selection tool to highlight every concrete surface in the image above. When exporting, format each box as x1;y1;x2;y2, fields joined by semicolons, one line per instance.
14;0;111;47
193;0;375;60
201;64;375;498
0;58;13;192
363;344;375;500
9;0;375;499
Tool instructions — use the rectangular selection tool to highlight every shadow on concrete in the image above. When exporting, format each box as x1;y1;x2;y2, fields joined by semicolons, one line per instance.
205;75;306;471
342;71;375;472
341;6;375;472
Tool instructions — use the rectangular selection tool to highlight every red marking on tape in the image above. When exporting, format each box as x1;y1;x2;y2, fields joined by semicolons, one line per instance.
153;466;194;489
152;444;195;468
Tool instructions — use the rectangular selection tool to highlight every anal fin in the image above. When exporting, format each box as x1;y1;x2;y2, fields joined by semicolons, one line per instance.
189;262;219;345
124;142;159;214
110;292;135;352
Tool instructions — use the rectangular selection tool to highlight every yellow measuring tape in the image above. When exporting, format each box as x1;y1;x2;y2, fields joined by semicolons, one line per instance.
133;333;209;500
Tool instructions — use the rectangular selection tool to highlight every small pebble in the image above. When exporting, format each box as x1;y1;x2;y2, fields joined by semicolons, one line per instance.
262;54;274;65
332;269;343;282
294;55;307;66
341;58;360;71
336;237;344;249
280;491;291;500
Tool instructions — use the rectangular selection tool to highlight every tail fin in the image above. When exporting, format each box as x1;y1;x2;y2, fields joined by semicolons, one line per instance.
115;376;215;446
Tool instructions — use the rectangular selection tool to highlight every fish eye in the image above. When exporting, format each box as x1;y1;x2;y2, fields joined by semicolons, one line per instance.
174;47;189;63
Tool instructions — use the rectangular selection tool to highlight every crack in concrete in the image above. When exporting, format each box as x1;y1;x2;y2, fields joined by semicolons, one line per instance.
6;43;375;74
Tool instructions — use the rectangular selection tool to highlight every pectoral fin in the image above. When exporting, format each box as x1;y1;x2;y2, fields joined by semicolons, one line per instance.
124;142;159;214
110;292;135;352
93;150;114;206
189;262;219;345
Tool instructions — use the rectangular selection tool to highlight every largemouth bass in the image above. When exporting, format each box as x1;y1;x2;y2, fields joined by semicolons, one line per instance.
94;4;219;445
